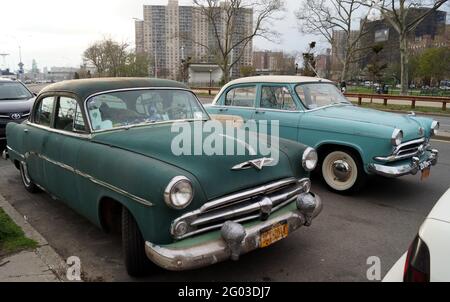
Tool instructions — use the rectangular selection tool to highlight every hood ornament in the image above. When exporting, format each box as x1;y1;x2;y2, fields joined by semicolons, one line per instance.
232;158;274;171
418;127;425;136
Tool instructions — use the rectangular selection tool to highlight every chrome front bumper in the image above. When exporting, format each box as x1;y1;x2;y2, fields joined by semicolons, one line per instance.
369;149;438;178
145;193;322;271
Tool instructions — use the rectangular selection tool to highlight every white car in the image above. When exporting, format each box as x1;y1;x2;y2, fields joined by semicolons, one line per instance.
383;189;450;282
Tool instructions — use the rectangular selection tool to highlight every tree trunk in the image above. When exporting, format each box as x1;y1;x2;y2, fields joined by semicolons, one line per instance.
341;57;349;82
399;34;409;95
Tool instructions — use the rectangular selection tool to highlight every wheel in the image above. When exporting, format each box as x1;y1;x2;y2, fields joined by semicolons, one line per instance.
320;149;367;194
122;206;156;276
19;161;40;193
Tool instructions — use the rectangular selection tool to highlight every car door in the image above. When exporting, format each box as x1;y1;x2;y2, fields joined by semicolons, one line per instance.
43;95;87;210
207;85;258;122
24;95;56;189
253;84;301;141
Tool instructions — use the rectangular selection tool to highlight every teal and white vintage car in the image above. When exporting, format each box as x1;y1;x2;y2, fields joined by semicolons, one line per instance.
2;78;322;276
206;76;439;193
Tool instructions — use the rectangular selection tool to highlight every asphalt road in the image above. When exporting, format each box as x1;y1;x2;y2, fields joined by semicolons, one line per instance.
0;140;449;282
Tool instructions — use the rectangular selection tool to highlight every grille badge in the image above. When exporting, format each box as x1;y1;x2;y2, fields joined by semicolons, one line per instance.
10;113;22;120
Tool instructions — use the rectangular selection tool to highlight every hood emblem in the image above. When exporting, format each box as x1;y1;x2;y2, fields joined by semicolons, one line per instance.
10;113;22;120
232;158;274;171
418;127;424;136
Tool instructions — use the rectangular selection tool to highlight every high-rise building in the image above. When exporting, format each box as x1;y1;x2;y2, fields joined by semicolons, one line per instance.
135;0;253;80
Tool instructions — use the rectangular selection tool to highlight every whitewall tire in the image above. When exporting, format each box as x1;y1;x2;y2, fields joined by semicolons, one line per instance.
321;149;366;193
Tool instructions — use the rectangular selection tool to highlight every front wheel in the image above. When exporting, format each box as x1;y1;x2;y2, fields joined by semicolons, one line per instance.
122;207;156;277
320;149;367;194
19;161;40;193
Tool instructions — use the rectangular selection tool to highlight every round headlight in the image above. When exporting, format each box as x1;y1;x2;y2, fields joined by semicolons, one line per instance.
302;147;318;171
164;176;193;209
391;129;403;146
431;121;439;136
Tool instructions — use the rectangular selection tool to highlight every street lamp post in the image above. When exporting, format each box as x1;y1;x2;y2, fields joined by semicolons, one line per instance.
209;69;213;95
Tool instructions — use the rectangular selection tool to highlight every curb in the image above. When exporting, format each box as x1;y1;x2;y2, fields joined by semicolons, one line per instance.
0;193;68;281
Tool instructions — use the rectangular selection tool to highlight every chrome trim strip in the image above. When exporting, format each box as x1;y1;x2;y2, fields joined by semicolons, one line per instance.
24;150;153;207
6;145;24;159
25;121;92;139
83;87;209;133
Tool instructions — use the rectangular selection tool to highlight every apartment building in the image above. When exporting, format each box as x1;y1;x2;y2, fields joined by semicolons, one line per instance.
135;0;253;80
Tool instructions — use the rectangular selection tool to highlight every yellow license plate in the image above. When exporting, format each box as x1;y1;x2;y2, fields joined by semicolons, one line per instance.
260;222;289;248
421;167;431;180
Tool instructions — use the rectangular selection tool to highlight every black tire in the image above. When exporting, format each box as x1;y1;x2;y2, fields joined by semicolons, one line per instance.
319;147;367;194
122;206;155;277
19;162;40;193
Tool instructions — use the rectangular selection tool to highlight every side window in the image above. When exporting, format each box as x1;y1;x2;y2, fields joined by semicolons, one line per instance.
260;86;297;111
225;86;256;107
55;97;86;132
34;97;55;127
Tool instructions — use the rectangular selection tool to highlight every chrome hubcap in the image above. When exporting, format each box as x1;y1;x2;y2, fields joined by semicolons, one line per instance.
332;159;352;182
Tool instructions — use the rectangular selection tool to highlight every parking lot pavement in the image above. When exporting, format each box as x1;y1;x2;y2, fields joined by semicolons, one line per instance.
0;140;449;282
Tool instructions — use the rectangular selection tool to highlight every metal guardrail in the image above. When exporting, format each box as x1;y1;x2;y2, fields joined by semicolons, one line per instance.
344;93;450;111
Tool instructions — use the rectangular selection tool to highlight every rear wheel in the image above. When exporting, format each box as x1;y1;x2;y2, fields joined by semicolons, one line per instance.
122;206;156;277
320;149;367;194
19;162;40;193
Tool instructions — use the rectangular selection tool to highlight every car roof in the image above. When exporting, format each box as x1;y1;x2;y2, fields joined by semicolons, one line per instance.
39;77;189;101
225;75;333;85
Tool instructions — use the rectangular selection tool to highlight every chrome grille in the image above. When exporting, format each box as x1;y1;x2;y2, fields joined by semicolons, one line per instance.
393;138;428;160
170;178;308;240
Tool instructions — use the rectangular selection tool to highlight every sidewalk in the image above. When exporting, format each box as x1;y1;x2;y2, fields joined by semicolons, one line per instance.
0;194;67;282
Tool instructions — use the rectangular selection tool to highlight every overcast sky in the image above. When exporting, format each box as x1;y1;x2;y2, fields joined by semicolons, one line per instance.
1;0;446;71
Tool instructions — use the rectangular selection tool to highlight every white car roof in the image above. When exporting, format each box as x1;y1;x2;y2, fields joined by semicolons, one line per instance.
226;75;332;85
428;188;450;223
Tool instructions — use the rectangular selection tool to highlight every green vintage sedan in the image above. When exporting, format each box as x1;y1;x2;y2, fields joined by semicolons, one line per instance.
206;76;439;193
2;78;322;276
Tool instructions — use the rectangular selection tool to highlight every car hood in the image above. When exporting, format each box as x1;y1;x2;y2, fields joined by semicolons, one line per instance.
0;98;35;113
91;122;297;200
309;105;426;141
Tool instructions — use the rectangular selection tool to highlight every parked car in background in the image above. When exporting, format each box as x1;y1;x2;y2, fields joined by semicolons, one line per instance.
383;189;450;282
2;78;322;276
0;78;36;142
206;76;439;193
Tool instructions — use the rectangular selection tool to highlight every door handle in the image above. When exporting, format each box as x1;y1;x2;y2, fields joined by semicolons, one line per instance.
255;110;266;114
219;108;228;112
24;129;29;133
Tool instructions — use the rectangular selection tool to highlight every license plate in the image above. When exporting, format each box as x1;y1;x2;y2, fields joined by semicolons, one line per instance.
260;222;289;248
421;166;431;181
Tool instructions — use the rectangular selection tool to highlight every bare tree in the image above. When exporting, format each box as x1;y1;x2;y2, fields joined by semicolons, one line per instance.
191;0;285;83
362;0;448;94
296;0;371;81
83;39;129;77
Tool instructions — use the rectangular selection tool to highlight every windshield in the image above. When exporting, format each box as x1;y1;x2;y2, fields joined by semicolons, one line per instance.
0;82;33;101
295;83;350;110
86;89;209;131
